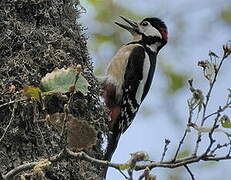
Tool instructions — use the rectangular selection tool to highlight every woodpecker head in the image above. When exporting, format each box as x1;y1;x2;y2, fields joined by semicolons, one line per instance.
115;16;168;50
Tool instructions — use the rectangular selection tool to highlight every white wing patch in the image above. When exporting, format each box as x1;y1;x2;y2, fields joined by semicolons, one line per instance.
135;52;150;104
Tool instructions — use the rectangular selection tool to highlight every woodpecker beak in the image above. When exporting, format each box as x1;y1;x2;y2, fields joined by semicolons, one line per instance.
115;16;139;35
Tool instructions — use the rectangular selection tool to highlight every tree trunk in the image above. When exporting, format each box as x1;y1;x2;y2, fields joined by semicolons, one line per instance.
0;0;107;179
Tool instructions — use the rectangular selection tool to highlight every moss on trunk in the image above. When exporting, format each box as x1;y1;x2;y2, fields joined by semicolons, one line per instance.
0;0;107;179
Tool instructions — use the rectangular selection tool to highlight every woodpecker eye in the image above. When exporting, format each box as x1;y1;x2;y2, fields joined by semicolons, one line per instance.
141;21;148;26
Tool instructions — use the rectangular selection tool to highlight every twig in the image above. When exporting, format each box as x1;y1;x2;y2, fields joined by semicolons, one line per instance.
31;100;50;156
0;98;26;108
202;101;231;122
0;101;18;143
2;149;65;180
60;104;69;145
203;108;220;155
173;110;193;161
2;162;38;180
194;53;228;155
160;139;170;162
228;139;231;156
184;165;195;180
202;155;231;161
173;95;196;161
134;155;231;171
118;169;128;180
65;148;122;169
209;142;231;156
60;67;81;143
173;128;188;161
128;169;133;180
201;53;227;127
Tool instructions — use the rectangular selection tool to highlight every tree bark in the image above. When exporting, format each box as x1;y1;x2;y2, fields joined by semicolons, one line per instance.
0;0;107;179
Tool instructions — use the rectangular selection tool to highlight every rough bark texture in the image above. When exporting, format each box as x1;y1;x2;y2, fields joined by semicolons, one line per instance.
0;0;107;179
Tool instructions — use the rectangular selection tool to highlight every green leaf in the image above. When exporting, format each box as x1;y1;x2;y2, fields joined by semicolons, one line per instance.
118;163;129;170
95;34;114;44
43;91;58;96
76;73;90;96
162;64;187;94
167;72;186;93
176;149;190;159
22;86;42;101
41;67;90;95
221;6;231;26
221;121;231;128
220;115;231;128
88;0;101;6
228;88;231;98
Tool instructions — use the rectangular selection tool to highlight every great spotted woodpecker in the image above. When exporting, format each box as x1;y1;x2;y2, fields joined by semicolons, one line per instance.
102;16;168;177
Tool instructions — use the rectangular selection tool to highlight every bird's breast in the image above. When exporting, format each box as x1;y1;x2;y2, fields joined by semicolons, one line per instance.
106;43;143;98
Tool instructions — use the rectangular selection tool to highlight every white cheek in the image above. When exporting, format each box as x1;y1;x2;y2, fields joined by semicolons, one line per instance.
141;26;162;38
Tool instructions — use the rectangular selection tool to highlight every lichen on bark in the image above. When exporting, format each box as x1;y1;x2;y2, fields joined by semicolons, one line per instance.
0;0;107;179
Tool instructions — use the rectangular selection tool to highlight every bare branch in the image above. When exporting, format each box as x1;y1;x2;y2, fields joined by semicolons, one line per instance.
65;148;123;169
173;127;189;161
160;139;170;162
3;147;231;180
134;155;231;171
203;101;231;121
203;107;220;155
2;149;65;180
184;165;195;180
194;52;229;155
0;98;26;108
209;142;231;156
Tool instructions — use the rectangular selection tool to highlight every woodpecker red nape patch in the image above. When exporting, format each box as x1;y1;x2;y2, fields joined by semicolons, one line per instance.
160;28;168;41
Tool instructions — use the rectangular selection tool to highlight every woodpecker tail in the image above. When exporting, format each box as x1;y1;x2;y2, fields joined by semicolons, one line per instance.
103;105;121;179
102;82;122;179
103;128;121;179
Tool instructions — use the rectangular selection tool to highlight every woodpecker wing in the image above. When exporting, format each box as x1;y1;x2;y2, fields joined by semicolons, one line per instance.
119;45;150;133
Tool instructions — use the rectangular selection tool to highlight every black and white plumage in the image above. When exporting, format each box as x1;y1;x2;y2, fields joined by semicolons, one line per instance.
102;16;168;178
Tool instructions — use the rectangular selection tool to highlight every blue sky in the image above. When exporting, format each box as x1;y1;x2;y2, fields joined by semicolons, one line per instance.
80;0;231;179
